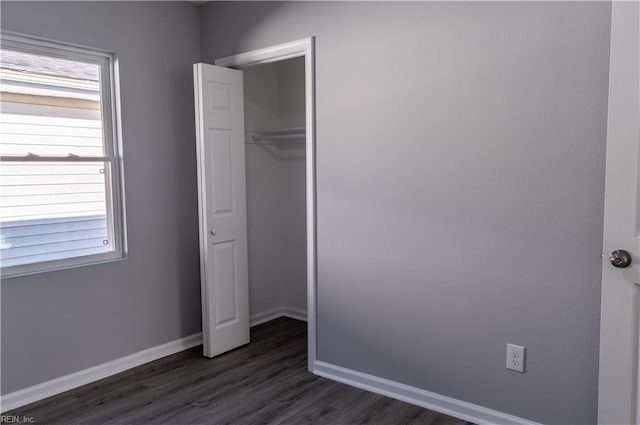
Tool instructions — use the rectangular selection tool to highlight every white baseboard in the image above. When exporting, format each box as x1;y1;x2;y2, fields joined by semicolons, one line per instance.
249;308;283;327
1;310;307;413
314;361;541;425
1;332;202;413
250;306;307;327
280;306;307;322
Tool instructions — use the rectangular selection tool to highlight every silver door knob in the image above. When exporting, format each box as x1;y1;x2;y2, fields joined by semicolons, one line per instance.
609;250;632;268
209;229;217;235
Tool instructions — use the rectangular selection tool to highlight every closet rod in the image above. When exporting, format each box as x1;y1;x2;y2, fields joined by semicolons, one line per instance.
251;127;306;142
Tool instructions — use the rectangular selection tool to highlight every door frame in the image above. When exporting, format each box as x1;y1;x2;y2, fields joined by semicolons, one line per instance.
214;37;318;372
598;2;640;424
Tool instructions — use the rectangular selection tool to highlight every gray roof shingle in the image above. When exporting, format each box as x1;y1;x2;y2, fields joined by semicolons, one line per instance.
0;50;99;82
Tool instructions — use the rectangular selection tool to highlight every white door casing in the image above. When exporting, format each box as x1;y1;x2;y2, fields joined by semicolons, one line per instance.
215;37;317;372
598;2;640;424
193;63;250;358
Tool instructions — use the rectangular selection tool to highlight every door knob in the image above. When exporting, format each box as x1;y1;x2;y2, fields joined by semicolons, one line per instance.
210;229;217;236
609;249;632;268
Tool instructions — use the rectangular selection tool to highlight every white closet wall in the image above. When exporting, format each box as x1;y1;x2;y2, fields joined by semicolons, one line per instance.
244;62;282;316
278;58;306;313
244;57;306;320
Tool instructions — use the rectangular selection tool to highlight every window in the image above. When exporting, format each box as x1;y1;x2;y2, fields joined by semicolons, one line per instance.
0;34;126;277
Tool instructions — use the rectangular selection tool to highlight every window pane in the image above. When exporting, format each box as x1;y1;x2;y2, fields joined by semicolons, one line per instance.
0;36;123;276
0;49;104;157
0;161;111;267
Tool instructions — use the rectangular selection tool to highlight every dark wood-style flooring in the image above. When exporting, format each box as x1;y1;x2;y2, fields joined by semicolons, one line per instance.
6;318;473;424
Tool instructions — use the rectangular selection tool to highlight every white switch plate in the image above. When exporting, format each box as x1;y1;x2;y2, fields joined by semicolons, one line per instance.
506;343;525;373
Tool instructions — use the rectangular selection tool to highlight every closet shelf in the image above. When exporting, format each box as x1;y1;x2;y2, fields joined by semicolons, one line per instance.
251;127;306;143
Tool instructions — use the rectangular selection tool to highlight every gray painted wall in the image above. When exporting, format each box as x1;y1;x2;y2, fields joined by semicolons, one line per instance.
244;58;307;317
202;2;611;424
1;1;202;394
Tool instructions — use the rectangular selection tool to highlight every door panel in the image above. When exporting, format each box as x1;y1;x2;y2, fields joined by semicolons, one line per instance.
209;129;233;214
207;82;231;111
194;63;249;358
598;2;640;423
212;241;238;327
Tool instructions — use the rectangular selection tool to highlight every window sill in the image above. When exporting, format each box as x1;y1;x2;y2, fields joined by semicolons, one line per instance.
1;251;127;280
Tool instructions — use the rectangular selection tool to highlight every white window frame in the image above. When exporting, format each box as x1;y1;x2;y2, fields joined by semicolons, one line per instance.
0;32;127;278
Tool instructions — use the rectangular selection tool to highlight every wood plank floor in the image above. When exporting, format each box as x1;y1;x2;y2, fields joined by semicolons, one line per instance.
6;318;473;425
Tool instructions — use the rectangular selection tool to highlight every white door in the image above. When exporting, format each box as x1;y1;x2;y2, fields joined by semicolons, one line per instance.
193;63;249;358
598;2;640;424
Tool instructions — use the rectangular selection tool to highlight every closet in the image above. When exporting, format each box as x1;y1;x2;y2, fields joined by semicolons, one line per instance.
194;49;312;359
242;57;307;325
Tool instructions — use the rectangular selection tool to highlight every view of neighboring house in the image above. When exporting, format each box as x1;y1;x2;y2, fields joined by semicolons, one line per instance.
0;50;110;267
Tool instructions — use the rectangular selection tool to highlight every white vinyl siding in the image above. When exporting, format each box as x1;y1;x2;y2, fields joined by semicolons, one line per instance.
0;163;109;220
0;113;104;157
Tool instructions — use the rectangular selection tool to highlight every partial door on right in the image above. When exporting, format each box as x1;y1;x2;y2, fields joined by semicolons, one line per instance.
598;2;640;424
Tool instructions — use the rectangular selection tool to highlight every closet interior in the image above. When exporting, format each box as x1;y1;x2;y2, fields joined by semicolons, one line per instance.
243;57;307;323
